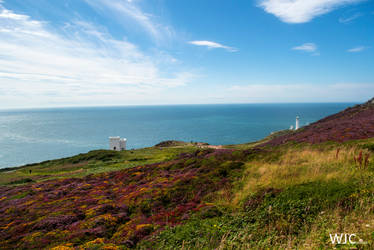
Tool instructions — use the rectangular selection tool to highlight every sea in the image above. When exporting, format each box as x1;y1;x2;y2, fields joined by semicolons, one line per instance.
0;103;355;169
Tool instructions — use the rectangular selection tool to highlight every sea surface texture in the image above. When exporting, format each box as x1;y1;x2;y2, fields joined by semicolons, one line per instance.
0;103;354;168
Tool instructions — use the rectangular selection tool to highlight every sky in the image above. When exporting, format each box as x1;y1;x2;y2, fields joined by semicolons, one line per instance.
0;0;374;108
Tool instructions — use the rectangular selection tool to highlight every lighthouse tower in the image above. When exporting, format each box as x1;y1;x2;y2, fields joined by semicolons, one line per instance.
295;116;300;130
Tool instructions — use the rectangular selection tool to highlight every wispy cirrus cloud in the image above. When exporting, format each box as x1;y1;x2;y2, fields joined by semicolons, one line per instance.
347;46;369;52
292;43;319;55
258;0;365;23
292;43;317;52
339;12;363;23
188;40;238;52
0;4;193;108
84;0;175;43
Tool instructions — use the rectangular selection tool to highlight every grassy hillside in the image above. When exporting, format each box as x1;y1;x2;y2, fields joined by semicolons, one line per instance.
1;139;373;249
0;143;198;186
264;98;374;146
144;140;374;249
0;102;374;249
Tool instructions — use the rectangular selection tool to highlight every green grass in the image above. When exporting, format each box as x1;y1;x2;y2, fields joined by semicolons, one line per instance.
0;145;198;186
139;138;374;249
1;137;373;249
141;179;372;249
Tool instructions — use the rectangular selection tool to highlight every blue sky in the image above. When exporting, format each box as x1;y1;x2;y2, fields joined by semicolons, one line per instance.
0;0;373;108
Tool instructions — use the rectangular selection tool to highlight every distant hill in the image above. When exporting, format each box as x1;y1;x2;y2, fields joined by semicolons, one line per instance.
263;98;374;146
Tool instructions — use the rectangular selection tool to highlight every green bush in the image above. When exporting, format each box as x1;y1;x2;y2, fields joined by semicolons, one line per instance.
362;143;374;152
145;180;359;249
8;178;34;185
250;180;358;235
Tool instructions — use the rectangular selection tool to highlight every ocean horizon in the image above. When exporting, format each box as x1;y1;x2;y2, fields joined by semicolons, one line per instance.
0;103;356;168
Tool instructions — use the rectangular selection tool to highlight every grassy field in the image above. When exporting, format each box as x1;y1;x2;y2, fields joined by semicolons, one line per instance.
0;138;373;249
0;144;198;186
143;139;374;249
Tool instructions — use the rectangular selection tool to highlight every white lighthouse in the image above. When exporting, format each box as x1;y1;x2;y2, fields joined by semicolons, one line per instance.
295;116;300;130
109;136;127;151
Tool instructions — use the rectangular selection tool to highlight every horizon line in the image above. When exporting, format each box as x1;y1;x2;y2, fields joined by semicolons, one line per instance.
0;101;360;112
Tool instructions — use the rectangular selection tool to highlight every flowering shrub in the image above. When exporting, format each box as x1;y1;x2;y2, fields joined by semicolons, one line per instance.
0;148;246;248
264;101;374;146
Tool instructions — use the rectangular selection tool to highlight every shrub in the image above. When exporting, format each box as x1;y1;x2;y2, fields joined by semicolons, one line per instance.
8;178;34;185
249;180;358;235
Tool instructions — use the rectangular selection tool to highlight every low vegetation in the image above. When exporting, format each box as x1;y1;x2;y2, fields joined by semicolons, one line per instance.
144;141;374;249
0;145;197;186
0;139;373;249
264;98;374;146
0;101;374;249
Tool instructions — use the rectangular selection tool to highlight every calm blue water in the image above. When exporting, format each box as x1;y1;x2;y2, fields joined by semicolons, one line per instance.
0;103;355;168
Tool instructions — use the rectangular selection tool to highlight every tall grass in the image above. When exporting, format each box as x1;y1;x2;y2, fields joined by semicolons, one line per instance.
233;145;372;206
145;141;374;249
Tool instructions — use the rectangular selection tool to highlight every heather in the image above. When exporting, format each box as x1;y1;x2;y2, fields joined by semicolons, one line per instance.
1;101;374;249
140;142;374;249
0;148;247;248
0;145;198;186
263;98;374;146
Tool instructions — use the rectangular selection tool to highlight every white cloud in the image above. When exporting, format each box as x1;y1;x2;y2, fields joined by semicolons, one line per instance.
292;43;317;52
292;43;319;55
339;12;363;23
258;0;365;23
227;83;374;102
84;0;174;43
188;40;238;52
0;8;28;20
347;46;368;52
0;5;193;108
